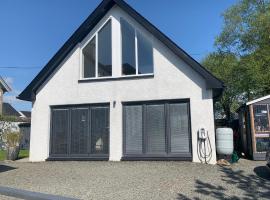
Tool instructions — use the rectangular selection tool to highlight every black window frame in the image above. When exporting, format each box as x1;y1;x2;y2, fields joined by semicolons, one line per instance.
122;99;192;161
49;103;110;161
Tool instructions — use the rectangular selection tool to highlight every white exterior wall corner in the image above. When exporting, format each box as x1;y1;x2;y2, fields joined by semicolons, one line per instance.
29;5;217;164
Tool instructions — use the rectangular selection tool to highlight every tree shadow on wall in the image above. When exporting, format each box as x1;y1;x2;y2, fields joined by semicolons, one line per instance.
177;165;270;200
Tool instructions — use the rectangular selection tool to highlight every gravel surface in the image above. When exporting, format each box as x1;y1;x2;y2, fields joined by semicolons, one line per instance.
0;159;269;200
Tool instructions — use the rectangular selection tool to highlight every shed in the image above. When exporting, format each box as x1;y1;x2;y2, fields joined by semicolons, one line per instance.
238;95;270;160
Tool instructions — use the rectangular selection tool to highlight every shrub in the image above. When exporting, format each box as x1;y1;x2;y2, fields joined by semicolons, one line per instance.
3;131;22;148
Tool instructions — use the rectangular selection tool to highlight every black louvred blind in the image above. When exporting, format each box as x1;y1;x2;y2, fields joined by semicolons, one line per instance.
145;104;166;154
169;103;190;153
71;108;89;154
51;109;69;154
124;105;143;154
123;101;191;158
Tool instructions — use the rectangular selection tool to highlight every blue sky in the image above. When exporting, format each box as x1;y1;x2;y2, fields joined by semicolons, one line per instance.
0;0;236;111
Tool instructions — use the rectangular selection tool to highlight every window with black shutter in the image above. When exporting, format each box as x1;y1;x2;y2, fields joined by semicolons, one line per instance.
50;104;109;159
169;103;190;153
51;109;69;155
124;105;143;154
123;100;191;159
145;104;166;154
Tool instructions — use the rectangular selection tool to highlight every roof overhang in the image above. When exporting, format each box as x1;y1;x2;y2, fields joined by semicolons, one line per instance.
246;95;270;105
17;0;224;102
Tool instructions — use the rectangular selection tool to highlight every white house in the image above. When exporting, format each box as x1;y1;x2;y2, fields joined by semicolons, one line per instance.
18;0;224;164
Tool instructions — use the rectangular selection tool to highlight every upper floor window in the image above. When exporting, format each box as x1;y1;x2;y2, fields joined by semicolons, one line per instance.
83;37;96;78
121;18;153;76
82;19;112;78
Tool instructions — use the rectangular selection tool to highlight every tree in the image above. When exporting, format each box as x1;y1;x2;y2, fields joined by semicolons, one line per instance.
216;0;270;98
202;52;240;122
202;0;270;121
216;0;270;54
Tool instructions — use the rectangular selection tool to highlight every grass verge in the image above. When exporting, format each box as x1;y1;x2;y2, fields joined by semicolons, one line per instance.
0;150;29;161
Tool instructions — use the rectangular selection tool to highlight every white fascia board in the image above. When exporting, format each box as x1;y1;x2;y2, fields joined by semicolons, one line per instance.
246;95;270;105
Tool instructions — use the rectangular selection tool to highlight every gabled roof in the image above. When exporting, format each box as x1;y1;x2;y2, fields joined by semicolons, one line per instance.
3;102;21;117
0;76;11;93
18;0;224;101
246;95;270;105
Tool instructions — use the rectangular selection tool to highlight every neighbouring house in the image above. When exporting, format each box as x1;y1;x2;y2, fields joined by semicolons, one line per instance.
2;102;31;150
18;111;31;150
238;95;270;160
3;102;21;119
18;0;224;163
0;77;31;149
0;76;11;115
19;111;31;119
18;122;31;150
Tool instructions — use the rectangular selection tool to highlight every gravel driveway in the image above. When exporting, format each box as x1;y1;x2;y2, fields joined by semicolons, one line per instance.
0;159;269;200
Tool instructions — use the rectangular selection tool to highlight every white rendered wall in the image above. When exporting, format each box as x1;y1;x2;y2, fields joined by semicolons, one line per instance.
29;5;217;164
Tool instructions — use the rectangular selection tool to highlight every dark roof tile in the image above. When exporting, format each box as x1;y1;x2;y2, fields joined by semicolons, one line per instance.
3;102;21;117
20;111;31;118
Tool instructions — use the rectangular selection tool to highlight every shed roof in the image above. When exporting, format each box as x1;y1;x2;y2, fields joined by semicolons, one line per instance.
246;95;270;105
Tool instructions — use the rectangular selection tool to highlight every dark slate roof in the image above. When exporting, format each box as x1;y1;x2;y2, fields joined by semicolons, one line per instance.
18;0;224;101
20;111;31;118
3;102;21;117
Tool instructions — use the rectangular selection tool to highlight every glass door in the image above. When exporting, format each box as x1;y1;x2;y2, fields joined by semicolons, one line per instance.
91;106;109;155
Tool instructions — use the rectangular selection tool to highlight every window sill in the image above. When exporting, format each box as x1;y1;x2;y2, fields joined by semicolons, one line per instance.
78;74;154;83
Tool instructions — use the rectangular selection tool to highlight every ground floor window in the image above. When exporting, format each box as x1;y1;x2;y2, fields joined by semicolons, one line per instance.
123;100;192;159
50;104;109;159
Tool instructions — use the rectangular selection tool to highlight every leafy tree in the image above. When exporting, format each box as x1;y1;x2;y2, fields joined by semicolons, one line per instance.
216;0;270;98
202;52;240;122
216;0;270;54
202;0;270;121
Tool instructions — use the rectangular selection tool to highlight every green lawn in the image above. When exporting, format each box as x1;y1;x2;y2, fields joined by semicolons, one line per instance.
18;150;29;159
0;149;29;161
0;150;5;161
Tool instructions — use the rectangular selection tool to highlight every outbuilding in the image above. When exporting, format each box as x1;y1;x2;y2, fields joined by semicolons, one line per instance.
238;95;270;160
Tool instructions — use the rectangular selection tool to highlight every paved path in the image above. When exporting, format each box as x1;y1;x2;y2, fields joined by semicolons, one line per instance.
0;159;269;199
0;186;79;200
